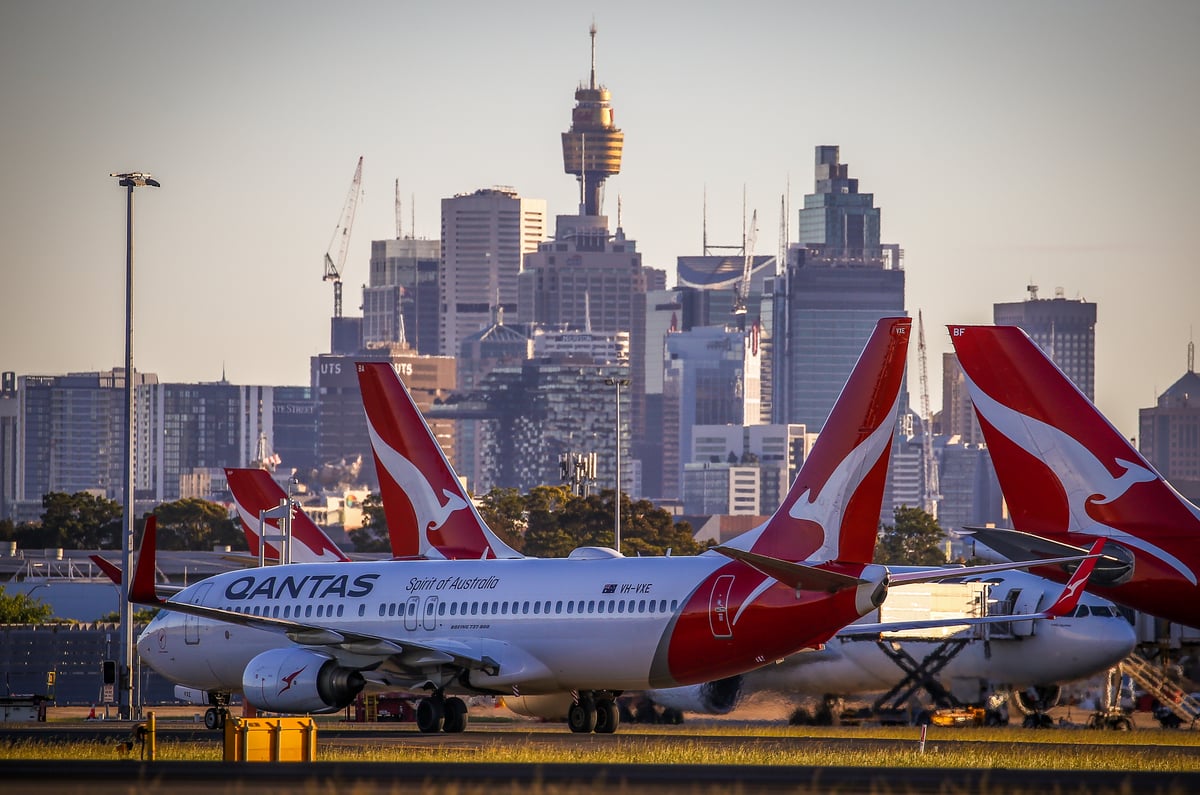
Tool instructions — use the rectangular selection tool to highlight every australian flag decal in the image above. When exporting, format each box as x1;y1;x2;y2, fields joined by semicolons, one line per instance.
602;583;617;594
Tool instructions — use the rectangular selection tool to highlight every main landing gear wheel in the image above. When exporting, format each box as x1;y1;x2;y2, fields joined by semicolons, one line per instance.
442;697;469;733
594;698;619;734
203;707;227;731
416;697;445;733
568;699;597;733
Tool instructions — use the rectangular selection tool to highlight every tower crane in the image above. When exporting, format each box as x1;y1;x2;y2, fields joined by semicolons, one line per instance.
323;156;363;319
917;310;941;517
732;209;758;319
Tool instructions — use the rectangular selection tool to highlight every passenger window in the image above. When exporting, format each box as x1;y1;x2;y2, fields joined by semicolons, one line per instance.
501;602;509;615
316;605;324;618
566;601;574;614
283;605;291;618
660;600;668;613
556;600;563;614
533;601;541;615
588;600;595;613
438;602;446;616
273;606;280;618
337;605;344;617
638;600;646;613
617;600;625;614
471;602;479;615
523;601;530;614
305;605;313;618
357;604;365;617
481;602;489;615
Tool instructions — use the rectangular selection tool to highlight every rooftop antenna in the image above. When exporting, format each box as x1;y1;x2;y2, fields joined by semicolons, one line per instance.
589;20;598;90
1189;333;1195;374
411;194;415;240
617;194;622;230
702;185;708;255
400;180;410;240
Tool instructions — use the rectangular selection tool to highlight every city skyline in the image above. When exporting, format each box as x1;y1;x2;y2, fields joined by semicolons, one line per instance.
1;2;1197;440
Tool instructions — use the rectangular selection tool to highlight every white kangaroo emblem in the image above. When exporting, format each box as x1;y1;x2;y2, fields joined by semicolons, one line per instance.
787;392;901;563
964;372;1197;585
367;420;470;551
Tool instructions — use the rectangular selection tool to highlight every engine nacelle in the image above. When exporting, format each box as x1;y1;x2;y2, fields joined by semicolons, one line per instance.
502;692;576;720
1011;684;1062;715
646;675;744;715
242;648;365;715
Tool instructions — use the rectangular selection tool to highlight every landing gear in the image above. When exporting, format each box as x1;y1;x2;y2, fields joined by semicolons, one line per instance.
416;692;470;733
203;707;228;730
568;692;621;734
203;693;231;731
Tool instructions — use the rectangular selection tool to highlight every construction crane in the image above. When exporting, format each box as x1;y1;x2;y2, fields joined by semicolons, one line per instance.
731;209;758;319
917;310;941;517
323;156;363;319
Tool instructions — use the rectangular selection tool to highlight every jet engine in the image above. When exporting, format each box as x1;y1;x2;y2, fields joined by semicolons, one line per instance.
1011;684;1062;715
502;692;576;720
242;648;365;714
646;675;744;715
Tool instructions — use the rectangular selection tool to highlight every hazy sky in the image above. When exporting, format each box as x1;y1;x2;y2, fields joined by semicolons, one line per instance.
2;1;1197;439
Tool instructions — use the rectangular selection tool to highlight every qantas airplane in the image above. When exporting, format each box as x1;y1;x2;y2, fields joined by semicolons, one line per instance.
645;566;1134;722
950;323;1200;629
132;318;1091;734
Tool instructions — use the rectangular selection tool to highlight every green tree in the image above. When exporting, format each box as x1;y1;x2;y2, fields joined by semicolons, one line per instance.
37;492;123;549
874;505;947;565
348;493;391;553
523;489;703;558
0;584;54;623
154;498;241;551
476;487;527;552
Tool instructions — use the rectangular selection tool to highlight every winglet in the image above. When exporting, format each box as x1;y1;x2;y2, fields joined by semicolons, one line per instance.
129;515;164;606
89;554;122;585
1045;539;1106;618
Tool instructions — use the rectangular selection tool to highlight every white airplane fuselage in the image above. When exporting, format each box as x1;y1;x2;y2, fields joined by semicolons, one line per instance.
746;590;1134;697
138;552;885;697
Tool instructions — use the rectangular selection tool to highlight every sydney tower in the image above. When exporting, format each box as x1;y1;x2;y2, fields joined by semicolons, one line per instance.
561;24;624;218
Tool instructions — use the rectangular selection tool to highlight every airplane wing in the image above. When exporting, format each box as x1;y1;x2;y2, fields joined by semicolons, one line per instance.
838;540;1104;637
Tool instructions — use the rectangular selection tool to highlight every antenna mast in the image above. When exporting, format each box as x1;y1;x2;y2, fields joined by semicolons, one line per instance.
918;310;940;518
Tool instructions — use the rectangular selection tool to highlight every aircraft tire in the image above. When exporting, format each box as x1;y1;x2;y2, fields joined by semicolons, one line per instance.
416;697;445;733
204;708;220;731
568;700;597;733
594;699;619;734
442;697;468;733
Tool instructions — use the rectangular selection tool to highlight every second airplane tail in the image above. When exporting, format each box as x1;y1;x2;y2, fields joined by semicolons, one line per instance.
356;362;524;560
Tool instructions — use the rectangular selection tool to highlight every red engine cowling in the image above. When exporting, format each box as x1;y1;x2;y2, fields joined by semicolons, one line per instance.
242;648;365;714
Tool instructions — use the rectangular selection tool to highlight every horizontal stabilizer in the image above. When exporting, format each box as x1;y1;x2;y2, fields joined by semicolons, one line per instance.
713;546;866;593
887;550;1101;586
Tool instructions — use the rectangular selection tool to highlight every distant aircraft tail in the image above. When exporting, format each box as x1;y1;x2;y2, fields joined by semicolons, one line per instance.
355;362;524;559
949;324;1200;587
225;468;350;563
724;317;911;563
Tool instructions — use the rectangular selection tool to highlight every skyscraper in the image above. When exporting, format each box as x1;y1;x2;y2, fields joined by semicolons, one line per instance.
364;238;440;355
774;146;906;430
439;187;546;358
993;285;1097;400
1139;343;1200;503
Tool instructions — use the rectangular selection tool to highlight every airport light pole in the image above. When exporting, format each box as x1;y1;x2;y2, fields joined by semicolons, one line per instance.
604;376;629;554
111;172;159;720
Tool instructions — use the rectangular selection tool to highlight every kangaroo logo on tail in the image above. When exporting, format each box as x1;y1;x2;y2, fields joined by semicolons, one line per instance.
366;418;471;551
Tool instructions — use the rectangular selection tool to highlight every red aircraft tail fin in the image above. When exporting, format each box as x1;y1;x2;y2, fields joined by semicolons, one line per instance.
356;362;523;560
225;468;350;563
949;324;1200;589
89;554;122;585
727;317;911;563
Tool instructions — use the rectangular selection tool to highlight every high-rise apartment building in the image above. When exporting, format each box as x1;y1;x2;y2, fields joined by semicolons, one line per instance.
439;188;546;359
0;373;19;519
774;146;906;430
993;285;1096;400
14;369;157;505
1139;345;1200;503
138;381;275;501
661;326;761;500
364;238;440;355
